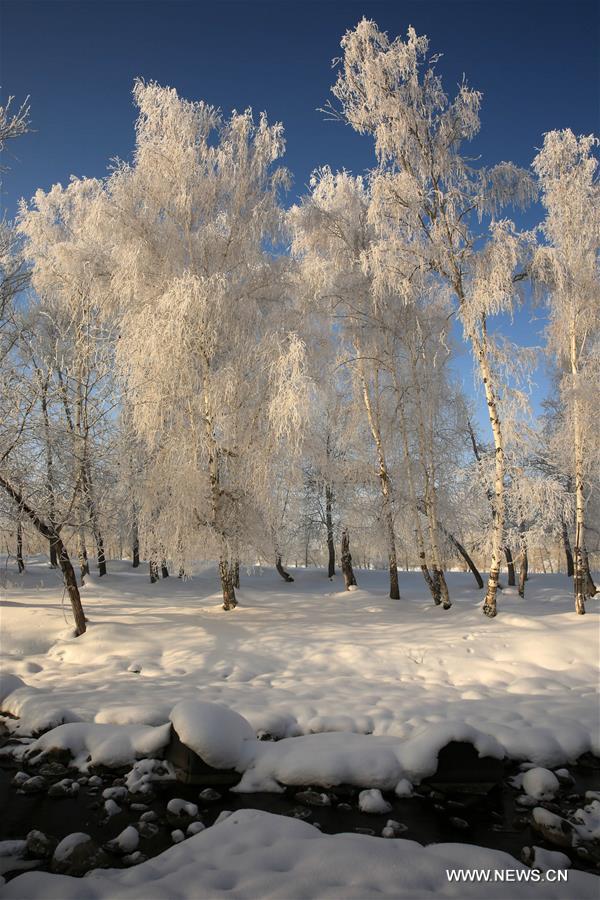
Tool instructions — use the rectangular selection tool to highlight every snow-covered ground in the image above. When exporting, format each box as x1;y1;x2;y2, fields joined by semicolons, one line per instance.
2;560;598;766
1;560;599;898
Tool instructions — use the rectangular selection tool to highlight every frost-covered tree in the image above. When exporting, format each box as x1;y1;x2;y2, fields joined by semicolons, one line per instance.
106;81;306;609
18;177;117;579
328;19;536;616
532;130;600;614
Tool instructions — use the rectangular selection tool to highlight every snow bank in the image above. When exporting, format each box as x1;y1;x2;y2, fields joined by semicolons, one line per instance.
0;672;25;705
0;679;80;735
2;810;597;899
234;721;502;793
26;722;171;770
169;700;255;770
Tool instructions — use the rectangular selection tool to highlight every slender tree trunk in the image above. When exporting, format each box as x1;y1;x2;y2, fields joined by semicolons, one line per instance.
40;378;58;567
582;546;597;596
570;319;586;614
219;556;237;610
472;323;504;618
0;476;86;635
149;560;159;583
449;534;484;589
132;517;140;568
276;555;294;582
408;354;451;609
397;392;438;602
161;559;169;579
78;523;89;583
357;355;400;600
561;519;574;576
231;559;240;589
504;547;516;586
518;544;528;598
16;516;24;573
341;528;357;589
325;483;335;577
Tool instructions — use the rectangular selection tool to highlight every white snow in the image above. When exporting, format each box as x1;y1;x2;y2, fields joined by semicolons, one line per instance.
170;830;184;844
111;827;139;853
521;766;560;800
2;810;597;899
166;798;198;818
573;799;600;841
2;566;597;774
104;799;121;817
1;564;599;898
527;846;572;872
25;721;171;770
169;699;255;770
358;788;392;814
53;832;90;863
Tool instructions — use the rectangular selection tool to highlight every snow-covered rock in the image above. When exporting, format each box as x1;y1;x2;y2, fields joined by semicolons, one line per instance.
521;845;571;872
522;767;560;800
26;722;171;770
106;827;139;855
51;833;109;876
167;798;198;818
358;789;392;814
169;700;255;770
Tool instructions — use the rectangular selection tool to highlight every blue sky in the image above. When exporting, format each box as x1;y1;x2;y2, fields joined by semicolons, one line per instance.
1;0;598;432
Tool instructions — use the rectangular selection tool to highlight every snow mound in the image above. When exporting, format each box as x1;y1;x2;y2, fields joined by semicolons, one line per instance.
522;767;560;800
169;700;255;770
358;788;392;814
2;810;597;899
0;684;80;735
0;672;25;705
26;722;171;770
53;833;90;863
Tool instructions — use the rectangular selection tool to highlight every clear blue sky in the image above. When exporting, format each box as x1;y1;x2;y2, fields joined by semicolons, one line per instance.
1;0;598;431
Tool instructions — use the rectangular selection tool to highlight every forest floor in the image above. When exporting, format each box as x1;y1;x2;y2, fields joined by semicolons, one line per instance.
0;560;599;898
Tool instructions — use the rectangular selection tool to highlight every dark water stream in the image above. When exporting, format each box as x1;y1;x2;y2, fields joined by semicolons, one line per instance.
1;752;599;883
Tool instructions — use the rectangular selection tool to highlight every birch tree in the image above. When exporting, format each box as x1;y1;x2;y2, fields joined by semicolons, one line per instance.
329;19;535;616
106;81;305;609
532;130;600;614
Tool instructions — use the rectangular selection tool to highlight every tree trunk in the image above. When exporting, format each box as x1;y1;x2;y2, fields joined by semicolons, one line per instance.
40;376;58;568
132;518;140;568
341;528;357;590
473;324;504;618
0;475;86;635
582;546;597;597
325;483;335;577
449;534;484;589
161;559;169;579
561;519;574;576
518;545;528;598
78;526;89;583
16;516;24;573
397;392;438;603
276;555;294;582
149;560;159;583
231;559;240;589
219;556;237;610
357;355;400;600
504;547;516;586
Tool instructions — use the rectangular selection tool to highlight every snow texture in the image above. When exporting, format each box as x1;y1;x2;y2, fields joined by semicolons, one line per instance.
170;699;255;770
3;810;597;899
521;767;560;800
